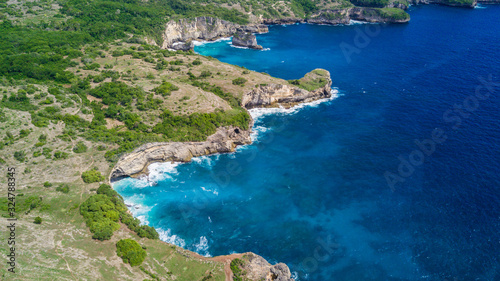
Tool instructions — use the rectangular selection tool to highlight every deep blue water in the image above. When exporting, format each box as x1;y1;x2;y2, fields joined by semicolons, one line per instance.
114;5;500;281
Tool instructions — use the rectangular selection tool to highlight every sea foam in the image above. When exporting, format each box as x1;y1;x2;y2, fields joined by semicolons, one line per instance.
248;88;339;121
157;228;187;248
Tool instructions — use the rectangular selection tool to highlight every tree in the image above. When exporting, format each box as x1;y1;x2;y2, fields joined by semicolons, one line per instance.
116;239;147;266
81;168;105;183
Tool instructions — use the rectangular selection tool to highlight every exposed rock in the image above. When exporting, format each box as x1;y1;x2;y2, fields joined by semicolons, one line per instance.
171;41;194;51
408;0;476;7
232;31;263;50
110;126;251;180
242;69;333;109
308;7;410;24
162;16;268;49
236;253;295;281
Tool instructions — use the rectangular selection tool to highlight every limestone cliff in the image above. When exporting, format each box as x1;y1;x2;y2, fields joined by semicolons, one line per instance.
110;69;332;180
161;16;267;49
408;0;477;7
233;253;295;281
232;31;263;49
242;69;333;109
306;7;410;25
110;126;251;180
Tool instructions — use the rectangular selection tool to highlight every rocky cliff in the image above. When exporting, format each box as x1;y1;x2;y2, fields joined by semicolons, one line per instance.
235;253;295;281
161;16;267;49
110;126;251;180
306;7;410;25
110;69;332;179
408;0;477;7
232;31;263;49
242;69;333;109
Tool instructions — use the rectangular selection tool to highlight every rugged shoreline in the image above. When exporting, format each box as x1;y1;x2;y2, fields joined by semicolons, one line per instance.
110;69;332;180
109;70;332;281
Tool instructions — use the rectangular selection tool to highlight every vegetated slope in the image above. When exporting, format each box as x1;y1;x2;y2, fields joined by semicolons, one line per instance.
0;1;298;280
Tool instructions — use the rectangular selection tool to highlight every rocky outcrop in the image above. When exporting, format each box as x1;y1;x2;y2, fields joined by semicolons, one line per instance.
235;253;295;281
110;126;251;180
308;7;410;24
232;31;263;49
162;16;268;49
110;69;332;179
408;0;477;7
242;69;333;109
171;41;194;51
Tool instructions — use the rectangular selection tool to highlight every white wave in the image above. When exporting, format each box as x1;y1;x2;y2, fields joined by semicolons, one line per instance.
475;4;487;9
191;154;219;168
230;44;250;49
261;48;271;51
192;37;231;47
149;162;179;180
348;20;379;25
157;228;186;248
200;186;219;196
250;125;272;142
248;88;339;121
194;236;211;257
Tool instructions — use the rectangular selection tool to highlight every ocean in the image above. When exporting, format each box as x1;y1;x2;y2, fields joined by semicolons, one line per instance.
113;5;500;280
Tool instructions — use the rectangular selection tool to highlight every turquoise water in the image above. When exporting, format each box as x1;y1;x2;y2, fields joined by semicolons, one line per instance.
114;5;500;280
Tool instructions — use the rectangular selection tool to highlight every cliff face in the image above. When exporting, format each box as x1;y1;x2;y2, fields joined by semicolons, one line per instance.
307;7;410;24
238;253;295;281
110;126;251;180
110;69;332;180
408;0;477;7
161;17;268;49
242;70;333;109
232;31;263;49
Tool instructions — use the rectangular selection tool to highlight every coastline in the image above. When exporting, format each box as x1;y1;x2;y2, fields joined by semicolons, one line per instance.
110;69;333;181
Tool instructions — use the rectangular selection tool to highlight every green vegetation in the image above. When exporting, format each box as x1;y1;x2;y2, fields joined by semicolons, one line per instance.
375;8;410;21
80;184;159;240
232;77;248;86
56;184;70;194
230;258;246;281
73;141;88;153
289;69;329;91
34;216;42;224
350;0;389;8
116;239;147;266
81;168;105;183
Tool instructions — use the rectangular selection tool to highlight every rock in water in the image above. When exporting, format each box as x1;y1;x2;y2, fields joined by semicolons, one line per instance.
232;31;263;50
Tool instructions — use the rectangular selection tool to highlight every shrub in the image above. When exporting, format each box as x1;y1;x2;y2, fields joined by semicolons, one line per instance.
14;151;26;162
56;184;70;193
73;141;88;153
192;59;202;65
79;194;122;240
54;151;69;159
116;239;147;266
19;129;30;138
81;168;105;183
34;217;42;224
232;77;247;86
153;82;179;96
43;181;52;187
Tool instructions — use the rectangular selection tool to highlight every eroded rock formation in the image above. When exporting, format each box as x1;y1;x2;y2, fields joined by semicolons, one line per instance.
161;16;267;49
232;31;263;49
110;126;251;180
239;253;295;281
242;70;333;109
